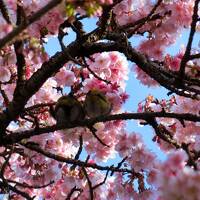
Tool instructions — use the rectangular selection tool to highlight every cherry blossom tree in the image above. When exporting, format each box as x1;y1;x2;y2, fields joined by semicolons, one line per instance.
0;0;200;199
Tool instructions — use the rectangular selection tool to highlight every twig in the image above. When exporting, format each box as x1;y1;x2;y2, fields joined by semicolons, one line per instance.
0;84;9;106
0;0;12;24
65;186;83;200
92;169;110;190
147;117;181;149
89;126;110;147
147;117;197;169
83;57;111;84
82;167;93;200
23;102;55;113
110;156;127;176
70;135;83;170
0;181;35;200
0;146;13;193
137;173;145;193
7;179;54;189
179;0;200;77
126;0;163;37
21;142;137;175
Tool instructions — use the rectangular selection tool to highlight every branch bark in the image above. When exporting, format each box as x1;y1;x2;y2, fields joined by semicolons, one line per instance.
1;111;199;145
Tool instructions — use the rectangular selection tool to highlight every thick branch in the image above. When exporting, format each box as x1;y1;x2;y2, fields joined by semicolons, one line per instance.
1;111;200;145
0;30;199;142
85;41;200;98
0;42;81;131
0;27;114;134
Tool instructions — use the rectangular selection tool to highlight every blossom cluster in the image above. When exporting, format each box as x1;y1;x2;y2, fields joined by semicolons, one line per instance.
114;0;194;86
149;150;200;200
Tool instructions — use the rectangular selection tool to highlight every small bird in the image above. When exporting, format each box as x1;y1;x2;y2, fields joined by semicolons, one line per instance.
84;89;112;118
53;95;85;126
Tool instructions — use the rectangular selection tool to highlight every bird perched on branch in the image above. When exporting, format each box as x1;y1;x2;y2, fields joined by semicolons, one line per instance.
52;95;85;126
84;89;112;118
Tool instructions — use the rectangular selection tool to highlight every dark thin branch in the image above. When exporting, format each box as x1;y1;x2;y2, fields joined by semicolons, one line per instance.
23;102;55;113
147;117;198;169
83;57;111;84
0;181;35;200
148;118;181;149
0;73;17;85
126;0;163;37
0;0;62;49
86;41;200;99
7;179;54;189
110;156;127;176
70;135;83;170
92;169;110;190
21;142;137;175
82;2;123;43
179;0;200;77
82;167;94;200
0;148;12;176
0;84;9;106
74;135;83;160
0;146;13;193
65;186;83;200
89;126;110;147
85;155;90;163
58;18;71;51
181;143;197;169
137;173;145;193
0;0;12;24
120;12;169;31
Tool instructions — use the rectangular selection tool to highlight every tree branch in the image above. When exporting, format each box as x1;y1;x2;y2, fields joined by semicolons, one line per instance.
0;0;62;49
179;0;200;77
0;0;12;24
22;142;137;176
1;111;200;145
13;2;27;99
126;0;164;37
84;41;200;99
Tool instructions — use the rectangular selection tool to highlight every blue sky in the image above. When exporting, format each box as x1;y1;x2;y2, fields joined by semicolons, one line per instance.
44;17;197;161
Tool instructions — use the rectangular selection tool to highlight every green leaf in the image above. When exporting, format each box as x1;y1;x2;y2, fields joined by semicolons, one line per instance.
65;3;75;17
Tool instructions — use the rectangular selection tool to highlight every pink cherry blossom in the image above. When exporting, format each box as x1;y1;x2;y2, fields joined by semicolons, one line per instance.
55;68;76;87
0;67;11;82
